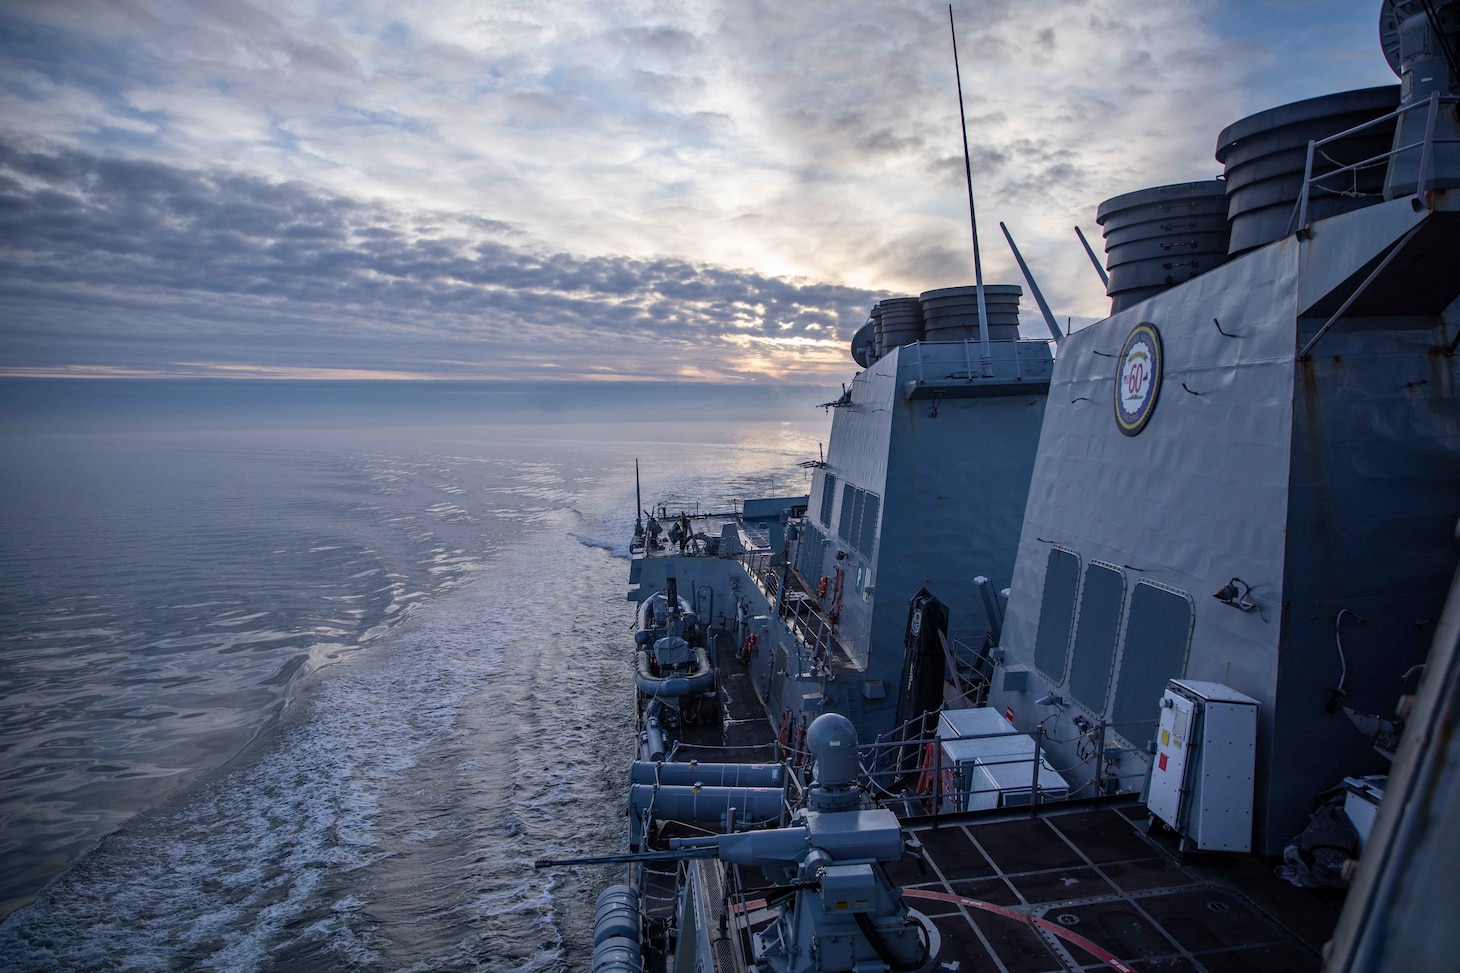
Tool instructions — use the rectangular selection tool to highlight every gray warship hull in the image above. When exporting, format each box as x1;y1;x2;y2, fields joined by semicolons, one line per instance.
571;4;1460;970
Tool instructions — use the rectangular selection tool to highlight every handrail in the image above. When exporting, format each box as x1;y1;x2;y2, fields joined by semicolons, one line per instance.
1293;91;1460;232
903;337;1054;388
853;714;1157;815
737;548;846;669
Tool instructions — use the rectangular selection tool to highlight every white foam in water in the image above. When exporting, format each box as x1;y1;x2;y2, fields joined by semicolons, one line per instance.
1;408;824;971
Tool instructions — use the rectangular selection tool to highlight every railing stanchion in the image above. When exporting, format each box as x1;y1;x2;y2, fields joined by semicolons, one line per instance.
1031;724;1044;817
932;740;942;828
1297;138;1316;231
1419;90;1440;196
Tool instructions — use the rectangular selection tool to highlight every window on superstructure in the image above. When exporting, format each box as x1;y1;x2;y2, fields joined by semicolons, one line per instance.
818;472;837;527
1066;563;1125;715
835;483;882;560
856;494;879;557
1033;547;1080;683
1111;582;1194;745
797;521;824;581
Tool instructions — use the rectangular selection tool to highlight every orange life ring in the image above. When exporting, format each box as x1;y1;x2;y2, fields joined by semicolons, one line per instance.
817;577;828;598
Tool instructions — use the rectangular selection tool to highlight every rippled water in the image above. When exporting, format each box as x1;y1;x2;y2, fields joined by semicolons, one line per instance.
0;380;827;971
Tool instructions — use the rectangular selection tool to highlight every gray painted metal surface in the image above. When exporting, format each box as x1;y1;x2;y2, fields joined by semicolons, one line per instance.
920;284;1021;342
615;9;1460;968
877;297;923;351
1066;563;1124;715
1215;86;1399;253
1324;519;1460;973
1095;180;1231;313
1032;547;1079;682
1111;582;1195;742
1381;0;1460;197
792;336;1050;737
989;194;1460;854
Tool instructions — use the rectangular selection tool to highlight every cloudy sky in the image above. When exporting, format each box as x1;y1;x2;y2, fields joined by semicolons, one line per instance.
0;0;1396;383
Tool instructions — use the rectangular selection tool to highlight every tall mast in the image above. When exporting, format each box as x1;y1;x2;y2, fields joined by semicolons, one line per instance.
949;4;992;375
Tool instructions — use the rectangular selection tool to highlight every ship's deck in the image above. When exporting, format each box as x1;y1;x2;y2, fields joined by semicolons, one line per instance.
884;804;1342;973
644;649;1343;971
638;533;1344;972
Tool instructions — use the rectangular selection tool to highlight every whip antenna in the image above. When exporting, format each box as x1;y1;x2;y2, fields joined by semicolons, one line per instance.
1074;225;1110;287
1000;221;1063;342
949;4;992;375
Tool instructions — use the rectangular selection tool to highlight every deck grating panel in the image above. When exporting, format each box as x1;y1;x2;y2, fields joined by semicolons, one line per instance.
1129;958;1199;972
971;818;1089;872
1137;889;1287;953
967;910;1066;973
1009;866;1116;904
1193;942;1319;972
1047;809;1163;863
1096;858;1193;893
907;803;1335;973
948;877;1022;907
918;824;998;878
1035;901;1175;963
929;914;998;970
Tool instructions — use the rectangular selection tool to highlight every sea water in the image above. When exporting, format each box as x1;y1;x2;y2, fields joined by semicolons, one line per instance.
0;379;829;972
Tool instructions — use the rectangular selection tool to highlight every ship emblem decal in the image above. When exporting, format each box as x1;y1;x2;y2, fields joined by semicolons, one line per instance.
1115;322;1163;436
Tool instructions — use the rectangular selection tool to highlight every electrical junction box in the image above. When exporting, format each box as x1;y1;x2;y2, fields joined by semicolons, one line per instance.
1000;665;1030;693
1146;680;1258;852
819;863;877;914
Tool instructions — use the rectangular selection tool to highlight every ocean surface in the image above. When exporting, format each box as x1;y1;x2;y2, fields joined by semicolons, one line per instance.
0;379;830;972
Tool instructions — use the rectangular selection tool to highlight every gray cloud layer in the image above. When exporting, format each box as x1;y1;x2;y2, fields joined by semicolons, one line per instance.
0;0;1396;381
0;140;877;380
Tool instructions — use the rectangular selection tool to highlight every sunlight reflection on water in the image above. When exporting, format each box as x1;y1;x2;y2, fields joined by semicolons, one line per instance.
0;379;829;969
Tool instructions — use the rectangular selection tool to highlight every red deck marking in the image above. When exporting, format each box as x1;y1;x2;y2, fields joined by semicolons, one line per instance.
901;888;1137;973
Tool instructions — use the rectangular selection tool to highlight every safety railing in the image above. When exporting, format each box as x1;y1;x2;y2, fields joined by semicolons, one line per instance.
904;337;1056;387
738;549;843;669
944;635;996;705
1293;90;1460;232
780;592;838;666
853;713;1156;825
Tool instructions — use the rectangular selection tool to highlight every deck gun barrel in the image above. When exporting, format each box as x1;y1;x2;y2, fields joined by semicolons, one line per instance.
533;847;718;869
535;823;816;870
668;825;812;865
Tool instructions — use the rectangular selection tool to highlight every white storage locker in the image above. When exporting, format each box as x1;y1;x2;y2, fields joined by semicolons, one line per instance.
938;707;1019;741
940;733;1069;812
970;740;1070;810
1146;679;1259;852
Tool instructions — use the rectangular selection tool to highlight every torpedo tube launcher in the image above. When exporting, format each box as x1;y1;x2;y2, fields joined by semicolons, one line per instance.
536;714;940;973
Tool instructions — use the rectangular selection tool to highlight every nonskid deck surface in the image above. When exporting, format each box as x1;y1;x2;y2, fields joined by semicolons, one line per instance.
887;804;1342;973
673;630;778;756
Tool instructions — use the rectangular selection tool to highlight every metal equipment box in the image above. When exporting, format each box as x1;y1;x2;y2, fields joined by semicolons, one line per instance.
938;707;1019;740
1342;775;1386;851
938;733;1069;812
1146;680;1259;852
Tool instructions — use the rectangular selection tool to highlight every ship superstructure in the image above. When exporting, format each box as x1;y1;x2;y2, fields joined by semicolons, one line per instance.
543;4;1460;971
983;7;1460;853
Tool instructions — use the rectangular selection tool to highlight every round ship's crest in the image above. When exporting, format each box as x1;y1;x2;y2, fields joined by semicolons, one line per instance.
1114;322;1163;436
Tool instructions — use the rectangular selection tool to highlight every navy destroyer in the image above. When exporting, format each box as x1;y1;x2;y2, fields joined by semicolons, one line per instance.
540;3;1460;970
